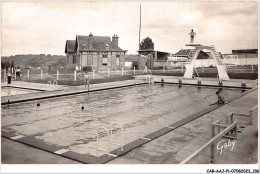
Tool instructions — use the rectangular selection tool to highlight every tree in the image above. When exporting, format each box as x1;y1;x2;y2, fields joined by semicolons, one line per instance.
140;37;154;50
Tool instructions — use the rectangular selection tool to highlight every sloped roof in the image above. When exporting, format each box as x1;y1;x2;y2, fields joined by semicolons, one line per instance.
174;49;209;59
65;40;76;53
174;49;192;56
76;35;126;52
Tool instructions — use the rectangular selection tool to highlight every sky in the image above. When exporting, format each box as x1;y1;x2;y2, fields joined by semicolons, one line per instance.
1;1;258;56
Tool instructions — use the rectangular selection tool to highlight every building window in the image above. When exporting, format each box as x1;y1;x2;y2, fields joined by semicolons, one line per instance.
116;55;120;66
102;54;108;65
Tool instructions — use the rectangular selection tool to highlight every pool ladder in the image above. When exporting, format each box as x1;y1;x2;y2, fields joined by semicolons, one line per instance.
96;122;124;158
47;80;58;90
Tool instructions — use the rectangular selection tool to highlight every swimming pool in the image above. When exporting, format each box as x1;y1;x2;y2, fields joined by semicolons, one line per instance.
1;84;242;157
1;87;39;97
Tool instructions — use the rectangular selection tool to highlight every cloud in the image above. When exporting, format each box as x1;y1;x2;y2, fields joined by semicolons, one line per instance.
1;1;258;56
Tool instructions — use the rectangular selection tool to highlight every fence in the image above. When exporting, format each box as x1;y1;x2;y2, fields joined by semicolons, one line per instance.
1;65;258;82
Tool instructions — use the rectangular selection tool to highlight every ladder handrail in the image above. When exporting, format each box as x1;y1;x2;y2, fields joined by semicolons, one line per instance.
111;122;124;152
97;127;111;158
47;81;52;90
53;80;58;90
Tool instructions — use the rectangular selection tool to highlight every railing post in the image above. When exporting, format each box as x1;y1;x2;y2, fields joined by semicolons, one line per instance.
249;109;253;125
93;70;95;79
121;67;123;76
27;69;29;79
74;70;76;81
12;67;13;74
14;69;16;80
134;66;135;75
41;70;43;79
108;68;110;78
57;70;59;80
181;63;183;73
210;124;215;163
226;114;229;125
163;66;165;73
234;124;238;139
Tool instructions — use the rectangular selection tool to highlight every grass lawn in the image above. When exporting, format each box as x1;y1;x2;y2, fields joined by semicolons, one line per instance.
22;75;135;86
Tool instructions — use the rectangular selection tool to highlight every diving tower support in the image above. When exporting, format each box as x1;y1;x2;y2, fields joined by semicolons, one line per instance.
183;44;230;81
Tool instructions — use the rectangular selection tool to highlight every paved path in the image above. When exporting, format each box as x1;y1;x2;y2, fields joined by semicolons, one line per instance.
1;81;68;91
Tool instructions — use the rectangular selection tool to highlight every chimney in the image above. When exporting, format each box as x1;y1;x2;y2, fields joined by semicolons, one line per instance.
112;34;119;48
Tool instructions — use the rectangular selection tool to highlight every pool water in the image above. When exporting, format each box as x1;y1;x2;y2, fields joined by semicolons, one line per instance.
1;87;38;97
1;84;242;156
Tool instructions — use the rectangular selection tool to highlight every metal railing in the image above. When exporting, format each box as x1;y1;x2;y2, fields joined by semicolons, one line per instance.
96;127;112;158
96;123;124;158
47;81;52;90
180;121;238;164
110;122;124;152
226;105;258;125
53;80;58;90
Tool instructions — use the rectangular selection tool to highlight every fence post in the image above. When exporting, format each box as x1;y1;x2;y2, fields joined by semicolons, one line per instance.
41;70;43;79
134;66;135;75
28;69;30;79
93;70;95;79
4;69;6;79
12;67;13;74
121;67;123;76
108;68;110;78
57;70;59;80
210;124;215;163
74;70;76;81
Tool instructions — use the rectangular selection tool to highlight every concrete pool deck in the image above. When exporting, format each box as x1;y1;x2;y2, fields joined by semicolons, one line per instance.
150;75;256;89
2;76;256;105
1;79;147;105
1;79;258;164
